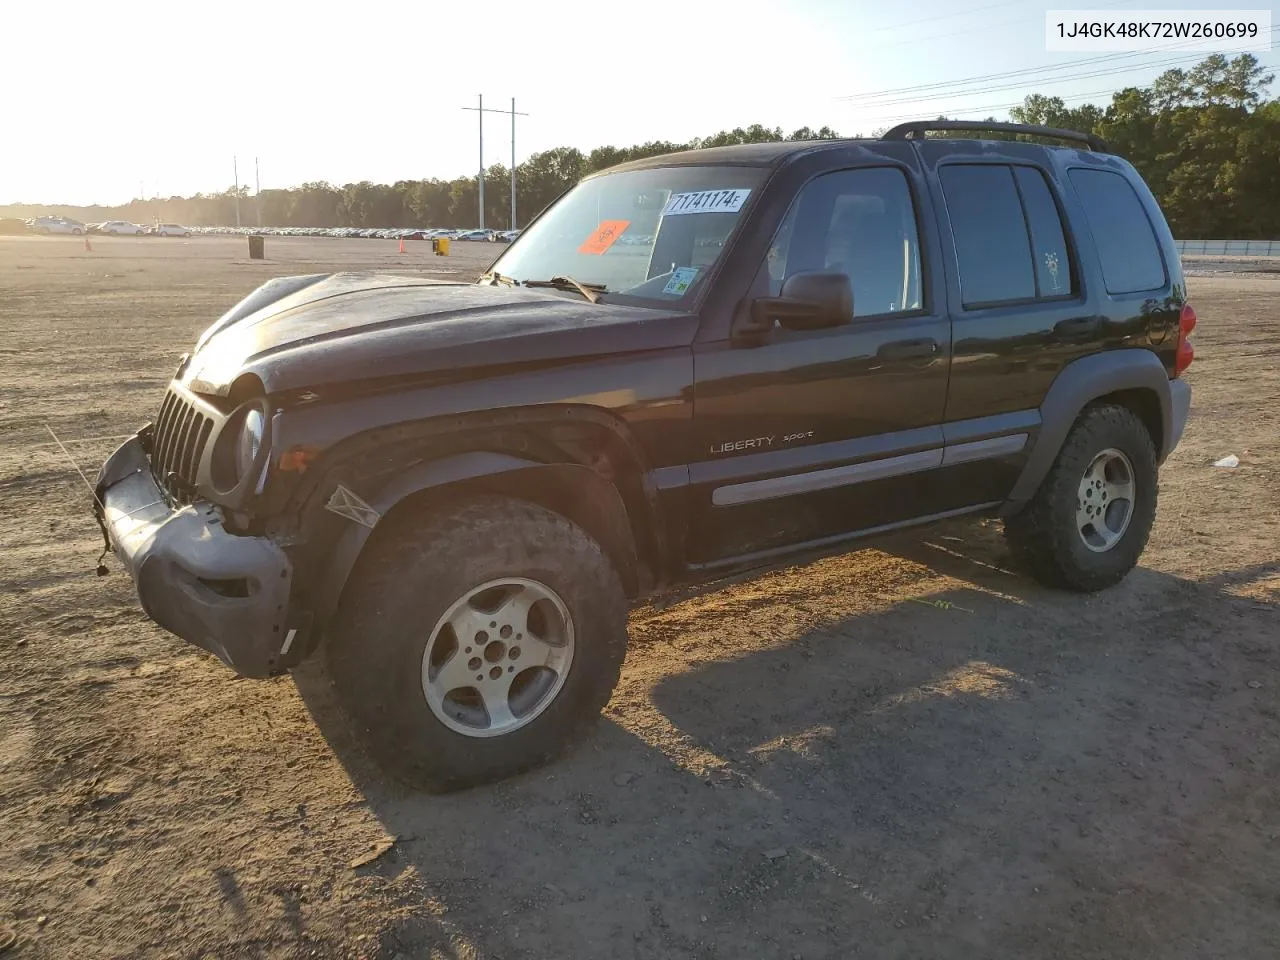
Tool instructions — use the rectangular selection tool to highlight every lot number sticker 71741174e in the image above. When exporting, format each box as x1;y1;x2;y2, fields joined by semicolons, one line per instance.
662;189;751;216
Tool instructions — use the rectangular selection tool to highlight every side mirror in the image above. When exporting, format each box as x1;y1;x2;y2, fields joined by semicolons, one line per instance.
750;272;854;333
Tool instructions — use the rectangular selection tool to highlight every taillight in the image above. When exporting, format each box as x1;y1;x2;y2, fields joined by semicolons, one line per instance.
1175;303;1196;376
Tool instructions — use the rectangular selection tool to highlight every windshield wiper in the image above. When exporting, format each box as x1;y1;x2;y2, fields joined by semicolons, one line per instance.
480;270;517;287
524;275;605;304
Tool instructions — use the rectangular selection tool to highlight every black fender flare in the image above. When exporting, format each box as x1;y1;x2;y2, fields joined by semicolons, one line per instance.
1003;349;1174;512
309;451;639;631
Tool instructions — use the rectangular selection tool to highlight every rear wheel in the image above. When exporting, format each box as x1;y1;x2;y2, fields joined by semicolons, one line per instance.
1004;404;1158;592
322;495;629;791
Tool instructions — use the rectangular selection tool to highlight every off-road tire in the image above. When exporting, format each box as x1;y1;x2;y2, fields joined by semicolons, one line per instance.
1004;403;1158;592
322;495;628;792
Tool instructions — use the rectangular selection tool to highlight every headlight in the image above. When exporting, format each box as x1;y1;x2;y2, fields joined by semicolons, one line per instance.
235;407;265;480
210;399;270;495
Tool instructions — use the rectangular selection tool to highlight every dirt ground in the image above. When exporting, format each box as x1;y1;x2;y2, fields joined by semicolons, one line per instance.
1;234;1277;960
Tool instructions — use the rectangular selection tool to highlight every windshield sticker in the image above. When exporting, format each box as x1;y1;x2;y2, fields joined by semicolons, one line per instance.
578;219;631;255
663;267;699;296
662;189;751;217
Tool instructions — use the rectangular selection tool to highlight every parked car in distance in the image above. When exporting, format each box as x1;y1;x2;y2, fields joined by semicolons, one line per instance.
455;229;495;241
90;120;1195;793
149;223;192;237
491;230;519;243
100;220;146;236
31;216;86;235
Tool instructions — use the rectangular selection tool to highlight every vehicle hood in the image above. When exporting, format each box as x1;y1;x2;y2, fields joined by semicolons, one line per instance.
180;272;698;396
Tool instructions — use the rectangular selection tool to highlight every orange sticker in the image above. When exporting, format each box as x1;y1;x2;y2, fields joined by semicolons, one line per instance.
578;219;630;255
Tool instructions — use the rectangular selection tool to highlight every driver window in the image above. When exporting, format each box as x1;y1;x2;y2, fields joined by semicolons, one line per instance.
767;167;923;317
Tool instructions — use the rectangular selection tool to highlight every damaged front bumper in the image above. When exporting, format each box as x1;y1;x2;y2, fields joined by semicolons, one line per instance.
94;434;295;678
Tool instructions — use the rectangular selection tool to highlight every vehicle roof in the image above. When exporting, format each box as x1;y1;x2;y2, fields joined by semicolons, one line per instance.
597;128;1111;176
602;139;863;173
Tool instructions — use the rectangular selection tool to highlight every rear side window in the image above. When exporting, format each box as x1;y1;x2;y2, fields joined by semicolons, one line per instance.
1014;167;1074;298
939;165;1035;306
1068;168;1167;294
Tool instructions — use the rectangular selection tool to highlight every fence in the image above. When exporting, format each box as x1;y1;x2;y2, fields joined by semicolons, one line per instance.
1177;239;1279;256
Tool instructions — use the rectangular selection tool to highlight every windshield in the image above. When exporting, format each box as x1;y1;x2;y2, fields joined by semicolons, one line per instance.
490;165;767;303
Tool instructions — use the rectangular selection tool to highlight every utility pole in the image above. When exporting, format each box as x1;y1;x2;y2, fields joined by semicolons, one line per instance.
510;97;518;229
461;94;484;229
255;156;262;228
233;157;241;228
462;96;529;230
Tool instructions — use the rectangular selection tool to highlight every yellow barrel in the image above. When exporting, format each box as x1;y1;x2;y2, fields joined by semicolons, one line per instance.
435;237;450;257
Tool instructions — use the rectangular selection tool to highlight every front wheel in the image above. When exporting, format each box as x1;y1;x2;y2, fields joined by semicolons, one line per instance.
72;228;82;235
322;495;629;791
1004;403;1158;592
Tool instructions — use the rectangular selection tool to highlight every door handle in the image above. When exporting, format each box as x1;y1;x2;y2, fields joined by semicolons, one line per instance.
1053;316;1101;338
877;338;939;361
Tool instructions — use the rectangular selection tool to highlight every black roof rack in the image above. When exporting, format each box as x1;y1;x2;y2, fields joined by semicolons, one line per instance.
882;120;1109;153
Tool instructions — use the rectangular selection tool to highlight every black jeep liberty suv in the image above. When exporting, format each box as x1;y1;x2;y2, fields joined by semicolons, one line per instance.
93;121;1195;791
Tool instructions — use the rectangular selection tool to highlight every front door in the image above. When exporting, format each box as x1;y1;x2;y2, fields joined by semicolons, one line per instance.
686;158;952;566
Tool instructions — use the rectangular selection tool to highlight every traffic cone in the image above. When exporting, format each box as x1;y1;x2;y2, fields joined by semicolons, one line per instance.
84;234;92;252
398;237;405;254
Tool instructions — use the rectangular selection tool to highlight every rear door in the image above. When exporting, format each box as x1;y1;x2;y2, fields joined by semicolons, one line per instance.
686;149;954;566
915;142;1110;508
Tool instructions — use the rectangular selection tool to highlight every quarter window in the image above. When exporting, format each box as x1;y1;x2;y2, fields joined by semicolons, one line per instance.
1068;168;1167;294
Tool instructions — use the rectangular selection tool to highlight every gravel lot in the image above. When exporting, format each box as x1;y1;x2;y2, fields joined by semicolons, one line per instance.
1;234;1277;959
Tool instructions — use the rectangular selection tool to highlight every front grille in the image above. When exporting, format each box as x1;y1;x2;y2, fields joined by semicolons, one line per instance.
150;387;214;503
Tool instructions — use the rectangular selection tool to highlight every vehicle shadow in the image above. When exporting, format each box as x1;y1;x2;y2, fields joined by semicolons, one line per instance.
293;524;1280;959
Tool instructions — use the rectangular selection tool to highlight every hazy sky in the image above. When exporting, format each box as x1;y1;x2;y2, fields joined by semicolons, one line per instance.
3;0;1272;205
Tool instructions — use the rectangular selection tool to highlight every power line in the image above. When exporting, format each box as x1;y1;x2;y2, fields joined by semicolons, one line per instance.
847;50;1247;110
852;60;1278;128
840;28;1278;103
841;49;1195;102
846;0;1137;53
856;89;1121;128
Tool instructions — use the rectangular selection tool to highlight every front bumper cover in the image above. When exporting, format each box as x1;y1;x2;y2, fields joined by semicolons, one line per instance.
94;434;294;678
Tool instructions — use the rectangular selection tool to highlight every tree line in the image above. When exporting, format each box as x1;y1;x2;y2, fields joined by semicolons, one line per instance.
1008;54;1277;239
4;55;1274;240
